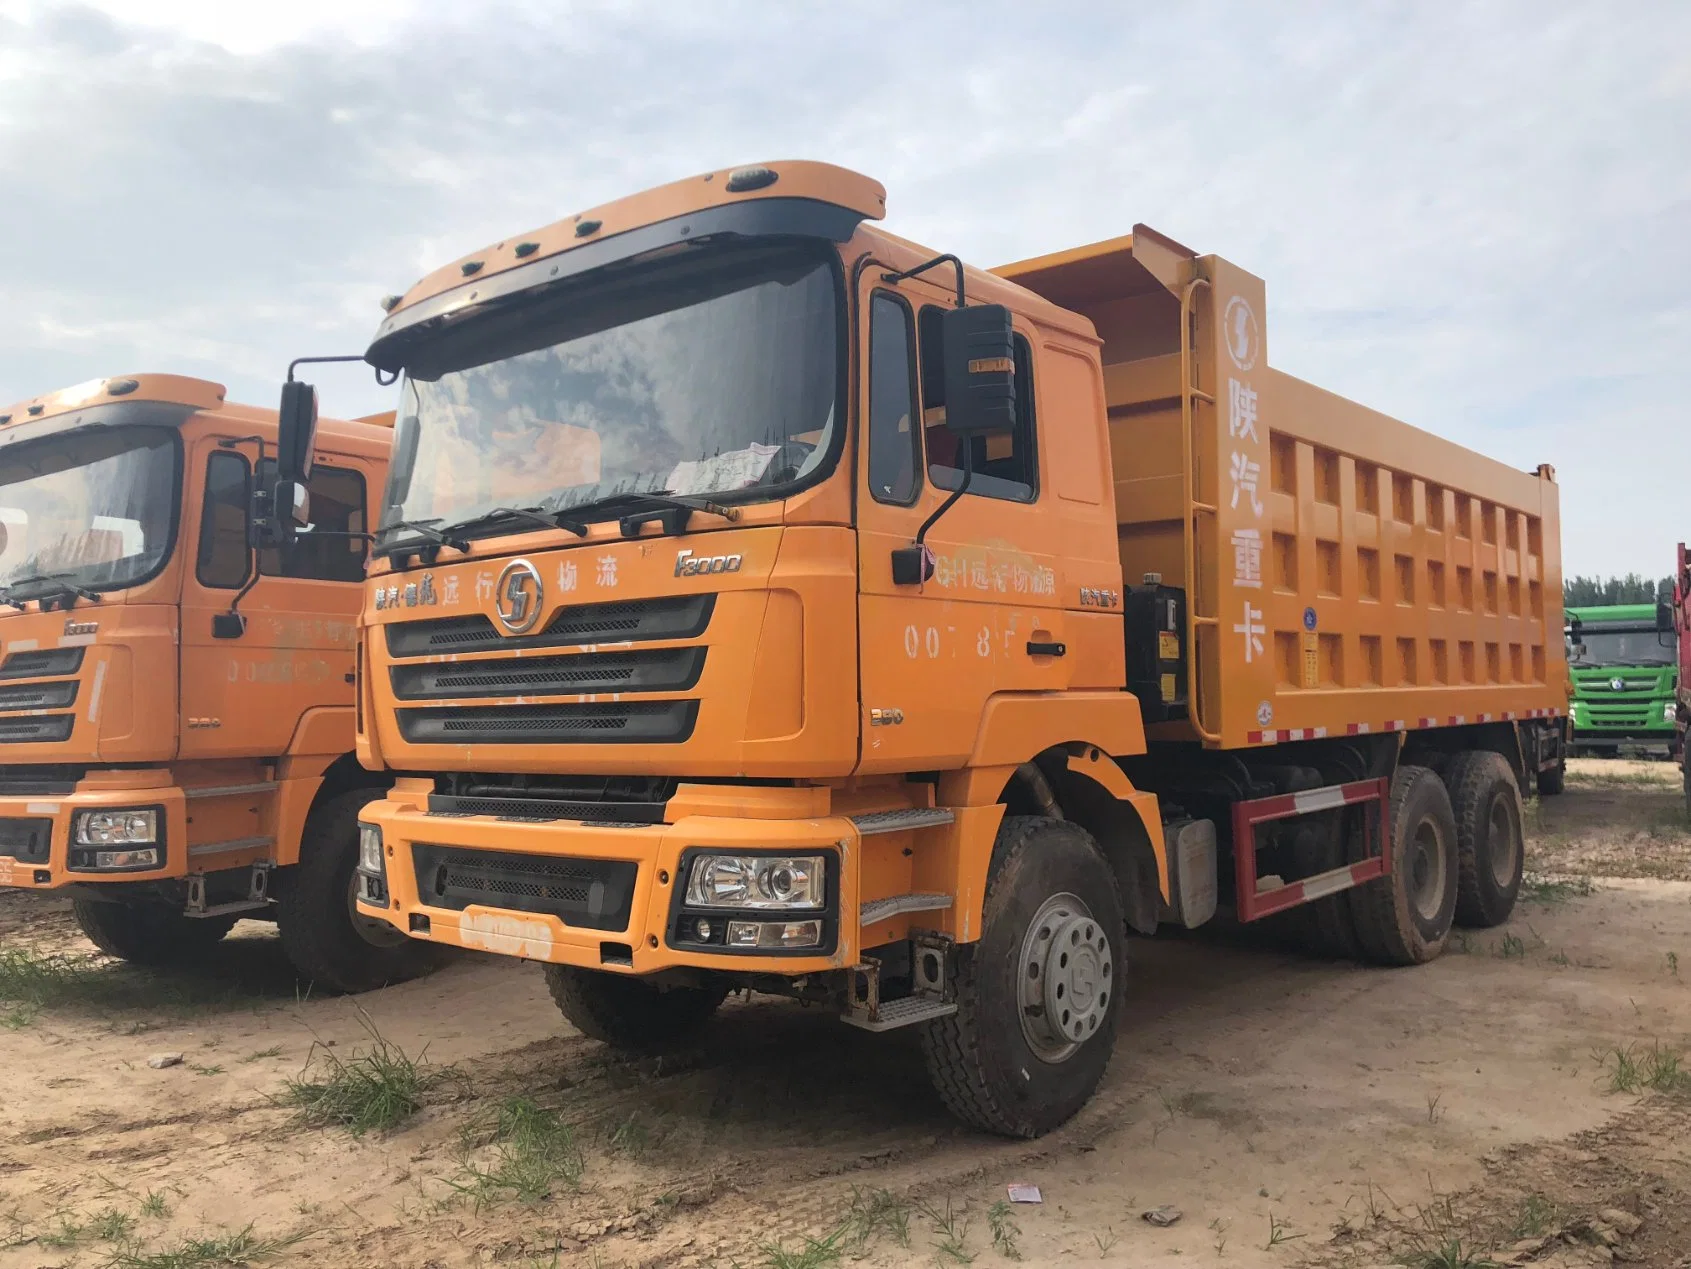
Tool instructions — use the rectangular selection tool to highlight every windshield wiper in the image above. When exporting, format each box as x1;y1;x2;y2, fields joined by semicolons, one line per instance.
0;573;99;610
373;518;470;556
552;489;741;537
439;506;589;540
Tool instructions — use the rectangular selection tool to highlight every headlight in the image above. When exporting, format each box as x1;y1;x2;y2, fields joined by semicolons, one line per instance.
685;854;825;909
358;824;384;873
75;809;158;847
1665;701;1677;722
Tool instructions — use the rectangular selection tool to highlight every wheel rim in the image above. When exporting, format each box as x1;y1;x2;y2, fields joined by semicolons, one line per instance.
1017;892;1112;1064
1487;795;1519;889
1407;820;1447;922
346;874;409;949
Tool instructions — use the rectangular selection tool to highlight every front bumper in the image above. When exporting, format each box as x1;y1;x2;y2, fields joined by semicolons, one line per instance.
355;785;863;976
0;779;187;889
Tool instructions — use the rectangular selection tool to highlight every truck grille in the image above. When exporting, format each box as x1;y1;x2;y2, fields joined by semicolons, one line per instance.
428;774;675;824
411;843;637;931
1579;704;1660;729
0;680;78;711
396;700;698;745
0;817;51;863
0;716;75;744
389;647;704;701
0;648;84;680
385;594;714;657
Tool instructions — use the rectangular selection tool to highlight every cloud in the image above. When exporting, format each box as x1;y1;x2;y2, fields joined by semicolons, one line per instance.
0;0;1685;576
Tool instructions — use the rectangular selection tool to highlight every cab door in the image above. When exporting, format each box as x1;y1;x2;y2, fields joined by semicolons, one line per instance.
179;439;366;759
854;275;1070;774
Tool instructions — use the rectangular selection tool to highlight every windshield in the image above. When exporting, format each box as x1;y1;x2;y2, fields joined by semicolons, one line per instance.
0;424;179;595
1568;628;1676;667
380;243;841;540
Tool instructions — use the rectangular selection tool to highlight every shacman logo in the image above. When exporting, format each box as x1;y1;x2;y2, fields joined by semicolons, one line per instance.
493;559;543;633
1223;296;1259;372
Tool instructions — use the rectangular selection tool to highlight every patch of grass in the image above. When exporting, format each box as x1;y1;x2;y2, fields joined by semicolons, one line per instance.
1668;951;1681;979
242;1046;284;1063
103;1225;295;1268
0;947;252;1020
1509;1193;1558;1239
760;1226;846;1269
281;1021;447;1136
919;1198;973;1264
1396;1237;1498;1269
1596;1040;1691;1095
1494;933;1527;960
139;1192;170;1220
986;1201;1021;1260
39;1215;85;1248
90;1208;137;1242
605;1109;649;1156
190;1064;225;1077
0;1000;38;1029
1093;1227;1117;1256
1265;1212;1303;1248
1518;875;1596;908
448;1096;584;1209
844;1187;911;1249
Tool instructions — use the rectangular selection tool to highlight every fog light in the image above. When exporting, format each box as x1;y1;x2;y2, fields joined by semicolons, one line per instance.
725;919;822;949
695;918;713;941
93;847;159;870
74;808;158;847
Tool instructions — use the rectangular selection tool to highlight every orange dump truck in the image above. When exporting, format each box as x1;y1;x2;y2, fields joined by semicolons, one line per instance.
0;374;430;992
275;162;1567;1134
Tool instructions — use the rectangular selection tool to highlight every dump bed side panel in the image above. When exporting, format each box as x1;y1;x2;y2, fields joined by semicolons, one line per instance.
998;235;1567;751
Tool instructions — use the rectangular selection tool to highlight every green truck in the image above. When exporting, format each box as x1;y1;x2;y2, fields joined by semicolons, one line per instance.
1566;603;1679;757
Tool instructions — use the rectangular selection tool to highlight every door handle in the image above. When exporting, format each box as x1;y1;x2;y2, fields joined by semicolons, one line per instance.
1026;640;1066;658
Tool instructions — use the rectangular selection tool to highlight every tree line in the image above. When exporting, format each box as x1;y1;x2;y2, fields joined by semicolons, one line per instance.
1563;575;1673;607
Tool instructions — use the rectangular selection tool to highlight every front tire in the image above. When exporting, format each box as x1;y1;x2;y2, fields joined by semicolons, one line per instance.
73;899;235;964
275;789;438;994
1347;766;1459;965
920;816;1125;1138
1447;751;1525;929
542;965;727;1053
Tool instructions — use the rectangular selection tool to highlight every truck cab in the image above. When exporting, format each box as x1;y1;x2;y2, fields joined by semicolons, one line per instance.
0;374;429;992
1565;602;1678;757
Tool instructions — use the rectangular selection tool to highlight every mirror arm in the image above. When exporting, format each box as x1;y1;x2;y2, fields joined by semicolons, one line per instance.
286;353;370;382
915;448;972;550
213;434;273;639
880;253;966;308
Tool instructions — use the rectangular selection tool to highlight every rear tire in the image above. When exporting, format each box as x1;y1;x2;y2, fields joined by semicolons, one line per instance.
1347;766;1458;966
542;965;727;1053
275;789;439;994
1447;751;1525;929
920;816;1125;1138
72;899;236;965
1536;753;1565;797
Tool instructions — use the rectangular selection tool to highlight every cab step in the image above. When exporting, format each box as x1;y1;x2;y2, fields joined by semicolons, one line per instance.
851;808;955;835
859;891;952;925
841;995;958;1032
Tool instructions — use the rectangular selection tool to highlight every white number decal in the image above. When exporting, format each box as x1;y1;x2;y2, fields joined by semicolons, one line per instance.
904;625;919;659
925;627;941;659
977;627;992;658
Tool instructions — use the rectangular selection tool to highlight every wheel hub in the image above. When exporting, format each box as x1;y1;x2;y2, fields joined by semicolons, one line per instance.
1407;822;1447;922
1018;893;1113;1063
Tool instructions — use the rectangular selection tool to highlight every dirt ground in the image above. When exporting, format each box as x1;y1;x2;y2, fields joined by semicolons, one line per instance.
2;757;1688;1269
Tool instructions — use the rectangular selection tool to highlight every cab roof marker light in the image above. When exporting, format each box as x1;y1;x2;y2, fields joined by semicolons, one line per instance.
460;260;484;276
574;219;601;238
106;378;139;396
513;242;539;258
726;166;778;193
380;294;403;312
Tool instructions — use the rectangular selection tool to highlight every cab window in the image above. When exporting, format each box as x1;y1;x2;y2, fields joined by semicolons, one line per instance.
867;293;921;505
196;450;251;589
257;460;368;582
920;305;1038;503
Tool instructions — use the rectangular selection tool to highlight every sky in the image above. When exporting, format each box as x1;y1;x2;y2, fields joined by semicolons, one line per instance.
0;0;1685;579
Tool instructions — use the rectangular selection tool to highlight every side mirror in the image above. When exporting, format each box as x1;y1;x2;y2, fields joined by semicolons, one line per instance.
1658;601;1673;632
940;304;1016;437
277;380;319;484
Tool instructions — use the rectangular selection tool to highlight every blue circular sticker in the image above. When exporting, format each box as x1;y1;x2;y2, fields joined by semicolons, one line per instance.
1303;607;1318;631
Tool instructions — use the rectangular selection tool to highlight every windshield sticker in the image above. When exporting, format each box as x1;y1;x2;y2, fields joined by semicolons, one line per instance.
665;443;779;497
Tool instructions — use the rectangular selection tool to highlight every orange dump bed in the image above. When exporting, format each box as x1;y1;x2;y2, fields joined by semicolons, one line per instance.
998;230;1566;750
